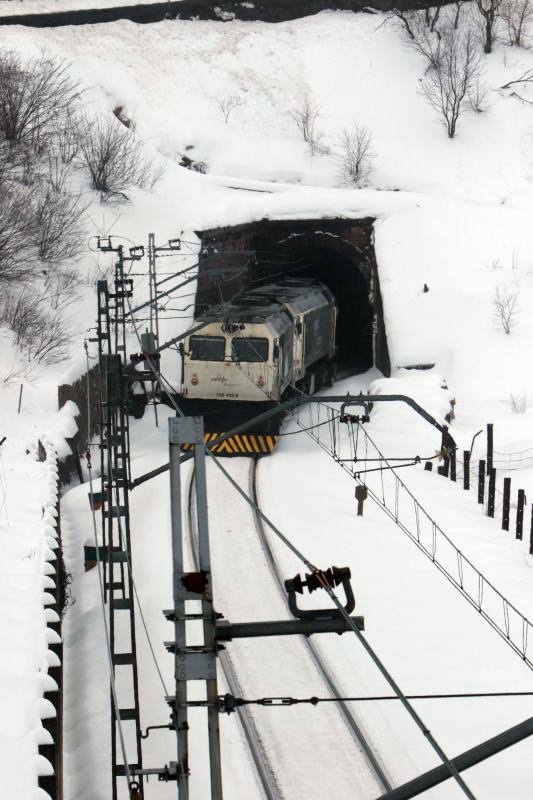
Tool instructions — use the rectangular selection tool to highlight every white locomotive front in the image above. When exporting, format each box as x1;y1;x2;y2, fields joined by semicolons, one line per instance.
178;279;336;454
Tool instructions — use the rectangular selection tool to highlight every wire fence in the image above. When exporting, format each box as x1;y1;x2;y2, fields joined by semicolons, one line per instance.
285;405;533;671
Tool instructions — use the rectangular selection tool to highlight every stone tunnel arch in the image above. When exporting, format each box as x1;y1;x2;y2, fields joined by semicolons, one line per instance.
254;231;374;373
195;217;390;377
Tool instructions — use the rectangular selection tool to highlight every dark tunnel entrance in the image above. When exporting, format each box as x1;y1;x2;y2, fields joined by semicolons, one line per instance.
254;242;373;374
195;218;391;378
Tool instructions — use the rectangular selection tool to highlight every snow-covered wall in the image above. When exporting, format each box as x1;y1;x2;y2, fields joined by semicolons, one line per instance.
36;438;64;800
0;435;63;800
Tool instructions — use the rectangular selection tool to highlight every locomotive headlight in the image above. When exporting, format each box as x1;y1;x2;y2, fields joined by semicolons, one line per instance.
257;376;265;388
191;374;199;386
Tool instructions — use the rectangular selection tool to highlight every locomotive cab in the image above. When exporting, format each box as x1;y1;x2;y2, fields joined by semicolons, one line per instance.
182;313;292;403
175;279;336;455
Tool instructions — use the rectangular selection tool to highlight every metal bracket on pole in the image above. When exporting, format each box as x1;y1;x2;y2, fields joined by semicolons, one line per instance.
284;566;356;620
214;615;364;641
168;416;223;800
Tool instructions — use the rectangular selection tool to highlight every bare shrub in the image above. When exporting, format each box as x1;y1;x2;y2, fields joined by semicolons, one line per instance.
468;76;490;111
476;0;502;52
0;52;79;154
508;392;531;412
78;113;163;199
1;288;74;364
2;289;40;348
46;153;71;193
1;355;39;386
422;29;483;137
28;310;74;364
0;183;37;283
33;188;87;265
335;124;375;185
290;93;328;155
493;285;520;333
500;0;533;45
44;266;82;311
217;96;245;124
53;108;80;165
390;10;444;69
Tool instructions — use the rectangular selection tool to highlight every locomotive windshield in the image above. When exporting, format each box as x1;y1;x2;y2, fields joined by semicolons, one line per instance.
231;337;269;362
189;335;226;361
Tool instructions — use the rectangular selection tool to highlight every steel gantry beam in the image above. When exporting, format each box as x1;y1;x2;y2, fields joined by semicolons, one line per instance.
375;715;533;800
131;393;455;489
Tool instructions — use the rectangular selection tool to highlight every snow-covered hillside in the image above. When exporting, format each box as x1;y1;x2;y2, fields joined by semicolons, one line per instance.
2;7;533;799
3;11;533;428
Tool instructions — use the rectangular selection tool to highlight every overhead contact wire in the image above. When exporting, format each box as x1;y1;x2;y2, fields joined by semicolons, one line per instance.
209;453;477;800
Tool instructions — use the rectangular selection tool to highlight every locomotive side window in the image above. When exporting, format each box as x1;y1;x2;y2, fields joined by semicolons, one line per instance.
231;337;269;362
189;336;226;361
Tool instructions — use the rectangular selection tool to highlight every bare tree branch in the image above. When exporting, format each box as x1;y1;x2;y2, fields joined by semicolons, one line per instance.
500;68;533;88
217;95;245;124
335;124;376;185
32;188;88;265
499;0;533;45
290;93;328;155
0;182;37;283
476;0;502;53
78;113;163;200
0;51;79;154
493;285;520;333
421;29;483;137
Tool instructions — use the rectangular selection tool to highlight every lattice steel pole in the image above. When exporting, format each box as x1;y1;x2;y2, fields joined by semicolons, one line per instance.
168;416;223;800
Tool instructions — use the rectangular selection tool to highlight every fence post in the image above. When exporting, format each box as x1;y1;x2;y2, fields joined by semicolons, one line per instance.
438;425;450;477
502;477;511;531
463;451;470;491
450;448;456;482
438;458;449;477
516;490;525;540
486;423;493;476
487;468;496;518
478;460;485;505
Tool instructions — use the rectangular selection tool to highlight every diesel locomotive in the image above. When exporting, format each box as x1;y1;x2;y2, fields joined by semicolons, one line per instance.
176;278;337;455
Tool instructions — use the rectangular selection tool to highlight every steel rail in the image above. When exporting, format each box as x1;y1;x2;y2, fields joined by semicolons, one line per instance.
186;468;281;800
250;458;393;793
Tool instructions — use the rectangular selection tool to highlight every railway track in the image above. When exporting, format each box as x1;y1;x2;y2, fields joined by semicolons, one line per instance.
187;457;392;798
186;466;282;800
250;458;392;794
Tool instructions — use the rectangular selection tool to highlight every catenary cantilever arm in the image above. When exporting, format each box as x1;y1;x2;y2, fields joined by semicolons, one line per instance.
131;394;455;488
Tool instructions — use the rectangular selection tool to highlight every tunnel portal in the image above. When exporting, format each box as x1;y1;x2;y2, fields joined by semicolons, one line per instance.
195;218;390;377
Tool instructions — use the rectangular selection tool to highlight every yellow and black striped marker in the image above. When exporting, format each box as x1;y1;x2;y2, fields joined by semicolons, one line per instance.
181;432;279;456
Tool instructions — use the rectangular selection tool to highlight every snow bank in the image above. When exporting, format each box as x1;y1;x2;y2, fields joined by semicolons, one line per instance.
370;370;456;426
0;434;62;799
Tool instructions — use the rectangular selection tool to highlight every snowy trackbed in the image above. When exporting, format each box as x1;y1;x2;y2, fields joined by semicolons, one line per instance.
188;458;390;798
187;466;281;800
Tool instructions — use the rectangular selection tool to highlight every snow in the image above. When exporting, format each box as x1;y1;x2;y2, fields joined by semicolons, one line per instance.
1;6;533;798
0;434;60;800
